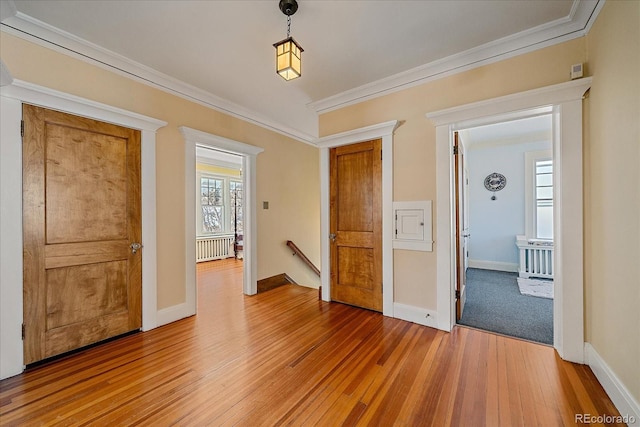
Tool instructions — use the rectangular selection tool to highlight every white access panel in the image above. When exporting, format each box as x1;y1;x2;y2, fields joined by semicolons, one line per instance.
396;209;424;240
393;201;433;251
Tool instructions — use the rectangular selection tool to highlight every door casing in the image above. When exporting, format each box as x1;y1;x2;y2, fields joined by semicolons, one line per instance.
0;80;166;379
428;78;592;363
318;121;399;317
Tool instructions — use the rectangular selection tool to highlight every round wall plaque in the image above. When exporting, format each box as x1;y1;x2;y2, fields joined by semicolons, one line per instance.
484;172;507;192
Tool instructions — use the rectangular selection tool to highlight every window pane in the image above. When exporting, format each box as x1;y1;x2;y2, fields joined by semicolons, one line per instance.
200;176;225;232
537;187;553;199
230;181;243;234
537;206;553;239
534;159;553;239
536;173;553;186
202;205;223;233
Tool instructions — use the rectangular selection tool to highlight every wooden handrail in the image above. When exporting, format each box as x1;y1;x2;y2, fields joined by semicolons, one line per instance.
286;240;320;277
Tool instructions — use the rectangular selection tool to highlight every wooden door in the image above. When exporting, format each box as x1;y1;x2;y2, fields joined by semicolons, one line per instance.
330;139;382;312
454;132;469;320
22;104;142;364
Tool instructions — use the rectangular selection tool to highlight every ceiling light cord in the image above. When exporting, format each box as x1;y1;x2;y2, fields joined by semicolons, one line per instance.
287;15;291;38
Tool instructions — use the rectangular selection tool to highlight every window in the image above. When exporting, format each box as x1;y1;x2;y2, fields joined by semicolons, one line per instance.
197;172;243;236
201;177;224;233
525;150;553;240
535;159;553;239
230;180;243;234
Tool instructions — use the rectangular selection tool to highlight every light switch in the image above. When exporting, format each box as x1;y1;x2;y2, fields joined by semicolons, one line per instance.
263;201;269;209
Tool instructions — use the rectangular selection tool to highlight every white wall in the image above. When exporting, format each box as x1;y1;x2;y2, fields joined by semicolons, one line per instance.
467;140;550;270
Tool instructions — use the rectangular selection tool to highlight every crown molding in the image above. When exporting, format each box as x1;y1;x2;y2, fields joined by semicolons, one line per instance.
308;0;602;114
0;11;317;145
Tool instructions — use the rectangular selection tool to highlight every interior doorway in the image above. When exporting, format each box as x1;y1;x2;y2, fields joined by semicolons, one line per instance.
195;146;245;298
430;78;591;362
454;113;554;345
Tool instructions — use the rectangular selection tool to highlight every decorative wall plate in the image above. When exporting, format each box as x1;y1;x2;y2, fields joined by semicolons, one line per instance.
484;172;506;192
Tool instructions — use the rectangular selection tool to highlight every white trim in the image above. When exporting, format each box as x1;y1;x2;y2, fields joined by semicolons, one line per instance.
317;120;399;317
467;260;519;273
0;80;165;380
1;0;602;143
156;303;193;328
0;95;23;379
427;78;591;363
1;12;316;145
308;1;602;114
180;127;263;301
393;303;439;330
585;343;640;426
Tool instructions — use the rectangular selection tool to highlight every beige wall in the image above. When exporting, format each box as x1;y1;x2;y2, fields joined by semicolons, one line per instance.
319;0;639;404
0;33;321;310
585;0;640;403
320;37;586;308
196;164;241;177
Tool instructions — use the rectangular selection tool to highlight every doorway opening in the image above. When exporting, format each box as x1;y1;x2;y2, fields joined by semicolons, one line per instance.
454;113;554;345
195;146;245;300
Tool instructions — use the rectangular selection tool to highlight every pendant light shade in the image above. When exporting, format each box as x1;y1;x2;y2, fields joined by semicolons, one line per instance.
275;0;303;81
274;36;303;81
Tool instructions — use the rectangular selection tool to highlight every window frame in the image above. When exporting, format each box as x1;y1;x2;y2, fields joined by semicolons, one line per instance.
229;179;244;236
525;149;553;240
196;171;242;236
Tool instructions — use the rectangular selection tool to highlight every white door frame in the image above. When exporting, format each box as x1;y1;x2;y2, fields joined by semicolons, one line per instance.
427;78;592;363
0;79;166;379
317;120;399;316
180;127;263;316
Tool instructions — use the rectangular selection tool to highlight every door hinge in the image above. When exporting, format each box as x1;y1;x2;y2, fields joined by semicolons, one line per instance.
21;323;25;340
453;145;459;155
20;120;24;138
455;290;460;300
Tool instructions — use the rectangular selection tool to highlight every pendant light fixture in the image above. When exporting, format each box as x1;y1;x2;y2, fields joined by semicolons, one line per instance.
274;0;303;81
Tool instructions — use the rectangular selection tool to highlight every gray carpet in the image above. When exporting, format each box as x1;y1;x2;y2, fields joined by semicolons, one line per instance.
458;268;553;345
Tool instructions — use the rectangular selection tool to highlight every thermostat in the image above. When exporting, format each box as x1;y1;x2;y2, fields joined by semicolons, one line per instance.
570;63;583;80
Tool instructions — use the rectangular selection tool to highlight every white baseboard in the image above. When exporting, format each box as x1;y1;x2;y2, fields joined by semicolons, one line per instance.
393;303;439;329
468;259;519;273
584;343;640;426
156;303;195;327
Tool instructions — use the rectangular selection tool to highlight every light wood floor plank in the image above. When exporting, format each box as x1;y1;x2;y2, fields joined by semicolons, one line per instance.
0;258;624;426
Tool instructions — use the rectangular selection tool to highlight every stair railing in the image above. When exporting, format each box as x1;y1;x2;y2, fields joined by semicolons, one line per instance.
286;240;320;277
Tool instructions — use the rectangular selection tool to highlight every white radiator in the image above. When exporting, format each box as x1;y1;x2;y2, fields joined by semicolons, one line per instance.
196;235;235;262
516;236;554;279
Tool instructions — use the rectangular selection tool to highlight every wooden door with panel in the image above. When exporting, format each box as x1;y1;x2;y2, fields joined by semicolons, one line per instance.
22;104;142;364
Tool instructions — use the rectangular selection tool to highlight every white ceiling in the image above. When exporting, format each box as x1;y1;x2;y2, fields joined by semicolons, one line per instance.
462;114;552;149
1;0;601;143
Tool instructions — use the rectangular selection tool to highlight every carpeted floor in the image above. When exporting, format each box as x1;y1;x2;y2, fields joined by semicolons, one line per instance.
458;268;553;345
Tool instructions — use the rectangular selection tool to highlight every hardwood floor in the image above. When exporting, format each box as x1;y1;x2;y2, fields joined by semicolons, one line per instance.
1;258;622;426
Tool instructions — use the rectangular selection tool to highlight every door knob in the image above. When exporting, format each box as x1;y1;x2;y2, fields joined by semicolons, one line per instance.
329;233;336;242
130;242;142;254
